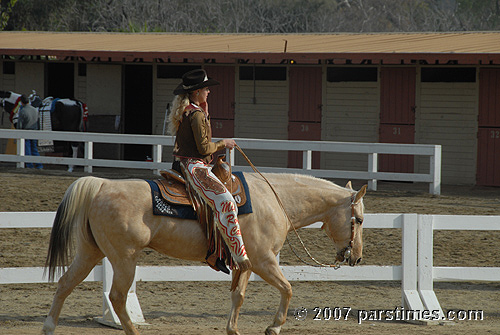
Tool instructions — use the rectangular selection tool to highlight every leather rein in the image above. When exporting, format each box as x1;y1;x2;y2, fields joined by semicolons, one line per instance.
234;144;360;269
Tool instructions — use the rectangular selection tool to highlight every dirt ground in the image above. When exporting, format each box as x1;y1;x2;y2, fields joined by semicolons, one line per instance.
0;165;499;335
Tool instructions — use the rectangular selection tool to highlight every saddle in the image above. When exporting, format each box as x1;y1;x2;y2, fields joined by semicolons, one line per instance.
155;155;248;208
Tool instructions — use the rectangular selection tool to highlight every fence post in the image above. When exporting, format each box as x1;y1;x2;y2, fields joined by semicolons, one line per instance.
368;153;378;191
96;258;146;328
227;147;235;166
418;215;444;318
401;214;425;311
302;150;312;170
84;141;93;173
17;137;25;168
152;144;162;175
429;145;441;195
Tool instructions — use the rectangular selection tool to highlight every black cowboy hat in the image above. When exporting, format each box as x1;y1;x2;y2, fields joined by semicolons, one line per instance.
173;69;220;95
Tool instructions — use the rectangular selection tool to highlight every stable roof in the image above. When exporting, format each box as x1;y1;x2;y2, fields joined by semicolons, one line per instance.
1;31;500;64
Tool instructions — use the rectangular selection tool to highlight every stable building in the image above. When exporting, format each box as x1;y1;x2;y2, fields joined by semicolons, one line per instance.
1;31;499;186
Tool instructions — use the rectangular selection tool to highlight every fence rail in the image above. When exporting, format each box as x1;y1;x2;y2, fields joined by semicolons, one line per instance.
1;212;499;326
0;129;441;194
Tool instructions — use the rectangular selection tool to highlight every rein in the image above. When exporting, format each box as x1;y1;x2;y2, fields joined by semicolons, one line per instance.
234;144;357;269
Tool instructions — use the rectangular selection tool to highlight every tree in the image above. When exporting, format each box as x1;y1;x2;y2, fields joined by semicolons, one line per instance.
1;0;18;30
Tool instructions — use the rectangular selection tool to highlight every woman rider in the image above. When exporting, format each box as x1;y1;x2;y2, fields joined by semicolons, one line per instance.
168;69;252;272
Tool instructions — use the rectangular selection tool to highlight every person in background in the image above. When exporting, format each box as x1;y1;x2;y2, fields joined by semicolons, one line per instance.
168;69;251;272
17;95;43;169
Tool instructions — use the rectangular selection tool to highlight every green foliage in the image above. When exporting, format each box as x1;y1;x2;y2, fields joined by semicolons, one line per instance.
0;0;18;30
2;0;500;32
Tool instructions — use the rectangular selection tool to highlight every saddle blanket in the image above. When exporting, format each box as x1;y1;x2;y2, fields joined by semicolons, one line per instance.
146;171;253;219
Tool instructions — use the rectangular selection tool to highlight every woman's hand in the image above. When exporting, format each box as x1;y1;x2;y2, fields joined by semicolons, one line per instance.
223;139;236;149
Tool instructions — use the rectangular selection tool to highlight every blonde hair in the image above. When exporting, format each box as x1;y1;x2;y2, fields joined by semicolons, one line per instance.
168;93;190;135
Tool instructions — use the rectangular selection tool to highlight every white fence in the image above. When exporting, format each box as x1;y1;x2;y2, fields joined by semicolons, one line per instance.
1;212;499;326
0;129;442;194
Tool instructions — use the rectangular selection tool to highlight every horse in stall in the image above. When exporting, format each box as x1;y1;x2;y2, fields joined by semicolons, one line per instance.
0;90;88;172
41;171;367;335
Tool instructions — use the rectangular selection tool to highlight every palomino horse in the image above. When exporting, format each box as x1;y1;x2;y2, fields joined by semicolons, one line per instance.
42;173;367;335
0;90;88;172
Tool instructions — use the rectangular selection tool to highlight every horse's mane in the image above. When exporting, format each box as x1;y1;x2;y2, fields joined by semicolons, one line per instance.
261;172;352;193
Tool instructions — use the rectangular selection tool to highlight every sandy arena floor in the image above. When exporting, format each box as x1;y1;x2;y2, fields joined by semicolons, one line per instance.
0;166;499;334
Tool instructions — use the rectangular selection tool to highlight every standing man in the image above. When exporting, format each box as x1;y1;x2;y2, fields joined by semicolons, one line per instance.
17;95;43;169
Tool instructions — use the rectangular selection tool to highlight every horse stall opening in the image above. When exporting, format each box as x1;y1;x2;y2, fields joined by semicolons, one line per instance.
47;62;75;156
123;65;153;161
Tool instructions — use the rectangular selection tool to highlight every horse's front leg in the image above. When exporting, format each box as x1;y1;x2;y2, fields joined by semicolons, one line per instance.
227;270;252;335
252;256;292;335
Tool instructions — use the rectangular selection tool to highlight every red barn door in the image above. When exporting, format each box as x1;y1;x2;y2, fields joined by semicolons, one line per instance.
379;67;416;173
288;67;322;168
477;68;500;186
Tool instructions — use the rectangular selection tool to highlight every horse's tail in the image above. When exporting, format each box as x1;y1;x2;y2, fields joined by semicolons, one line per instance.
44;176;104;282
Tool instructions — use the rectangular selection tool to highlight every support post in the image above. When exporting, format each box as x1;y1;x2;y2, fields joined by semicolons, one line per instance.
401;214;425;311
418;215;444;318
368;153;378;191
17;137;25;168
227;147;235;167
152;144;162;175
302;150;312;170
96;258;147;328
84;141;93;173
429;145;441;195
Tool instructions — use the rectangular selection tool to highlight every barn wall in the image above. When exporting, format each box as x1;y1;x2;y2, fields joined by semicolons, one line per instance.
15;62;44;98
416;81;478;184
75;64;87;102
235;77;288;167
86;64;122;159
86;64;121;117
322;81;380;171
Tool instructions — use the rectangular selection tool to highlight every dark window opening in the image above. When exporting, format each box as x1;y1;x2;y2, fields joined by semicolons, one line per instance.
157;65;201;79
239;66;286;81
3;61;15;74
421;68;476;82
327;67;377;82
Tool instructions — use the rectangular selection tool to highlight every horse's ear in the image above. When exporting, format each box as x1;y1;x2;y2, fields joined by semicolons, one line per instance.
345;181;353;190
355;184;368;203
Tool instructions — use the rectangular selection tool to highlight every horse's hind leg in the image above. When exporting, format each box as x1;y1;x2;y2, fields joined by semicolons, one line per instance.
42;243;103;335
227;270;252;335
67;143;78;172
252;257;292;335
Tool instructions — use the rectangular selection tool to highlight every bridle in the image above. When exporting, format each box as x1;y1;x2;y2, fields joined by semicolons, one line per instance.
335;194;363;268
234;144;363;269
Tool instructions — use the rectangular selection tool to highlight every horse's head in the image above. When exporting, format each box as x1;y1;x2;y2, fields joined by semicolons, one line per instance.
0;91;21;112
322;181;367;267
0;90;22;124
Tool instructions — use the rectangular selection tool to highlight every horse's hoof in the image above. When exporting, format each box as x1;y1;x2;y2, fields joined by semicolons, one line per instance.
265;326;280;335
41;316;55;335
